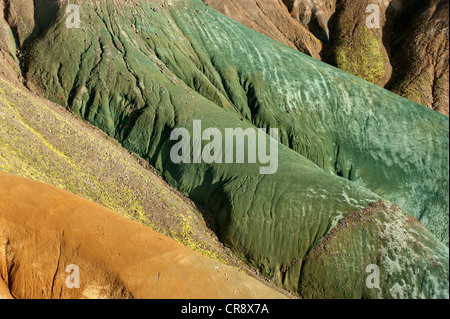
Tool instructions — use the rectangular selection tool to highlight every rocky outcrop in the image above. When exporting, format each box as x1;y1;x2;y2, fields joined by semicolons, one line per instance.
202;0;323;59
386;0;449;115
204;0;449;115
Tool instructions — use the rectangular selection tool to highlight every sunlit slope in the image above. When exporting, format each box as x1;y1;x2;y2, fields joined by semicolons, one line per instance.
0;172;286;299
21;0;449;297
0;77;238;267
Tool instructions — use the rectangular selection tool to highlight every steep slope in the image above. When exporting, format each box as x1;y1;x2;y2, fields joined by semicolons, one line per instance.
0;279;12;299
325;0;392;87
0;172;286;299
203;0;449;115
0;76;256;273
202;0;323;59
386;0;449;115
327;0;449;115
0;0;23;86
4;0;449;298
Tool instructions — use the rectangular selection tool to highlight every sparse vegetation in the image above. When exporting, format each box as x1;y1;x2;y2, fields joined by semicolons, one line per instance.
334;27;388;85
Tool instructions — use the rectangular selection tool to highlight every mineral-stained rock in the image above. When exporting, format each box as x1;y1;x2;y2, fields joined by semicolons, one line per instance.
2;0;448;297
386;0;449;116
203;0;449;115
202;0;323;59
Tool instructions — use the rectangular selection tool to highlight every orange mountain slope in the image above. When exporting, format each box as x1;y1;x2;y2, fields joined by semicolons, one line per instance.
0;172;287;299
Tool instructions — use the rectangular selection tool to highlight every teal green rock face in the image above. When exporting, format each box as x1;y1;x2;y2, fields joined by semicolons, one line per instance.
22;0;448;298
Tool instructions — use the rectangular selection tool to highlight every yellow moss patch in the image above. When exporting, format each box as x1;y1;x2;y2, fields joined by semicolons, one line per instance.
334;27;387;85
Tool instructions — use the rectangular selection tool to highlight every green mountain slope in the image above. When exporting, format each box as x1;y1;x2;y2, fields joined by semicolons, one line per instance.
0;76;257;274
7;0;449;298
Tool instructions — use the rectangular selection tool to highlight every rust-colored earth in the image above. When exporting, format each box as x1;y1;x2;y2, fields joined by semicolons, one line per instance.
0;172;286;299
